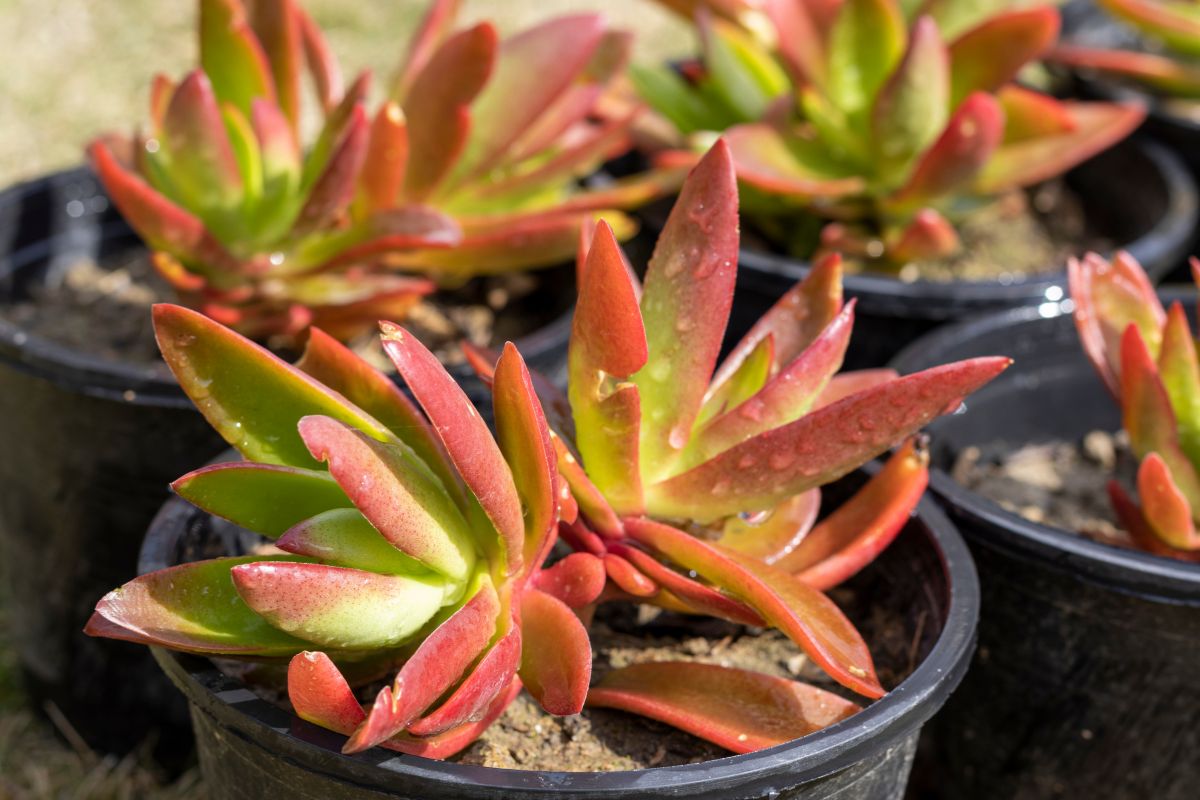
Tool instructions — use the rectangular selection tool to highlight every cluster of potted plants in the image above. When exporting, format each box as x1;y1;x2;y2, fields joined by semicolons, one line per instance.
1;0;1198;798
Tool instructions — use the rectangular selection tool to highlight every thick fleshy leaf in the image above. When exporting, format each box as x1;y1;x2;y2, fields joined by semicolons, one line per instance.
1109;481;1200;561
887;209;960;262
588;662;860;753
162;70;244;212
815;369;900;409
289;651;366;734
976;102;1145;194
277;509;432;575
391;0;462;102
1049;45;1200;99
701;15;790;122
609;543;764;626
296;327;458;496
452;15;605;182
1069;251;1166;395
555;440;623;538
887;92;1003;209
293;105;369;236
871;16;949;181
342;578;499;752
698;335;774;430
726;123;867;198
1119;325;1200;514
380;322;524;574
518;589;591;715
493;343;556;570
172;462;350;537
90;142;242;277
247;0;304;130
296;3;343;111
717;490;822;564
646;358;1010;522
826;0;906;117
713;253;844;391
359;103;408;212
199;0;276;119
231;561;444;650
997;86;1076;143
153;304;394;467
1099;0;1200;58
688;302;855;463
777;438;928;590
1137;453;1200;549
635;141;739;479
947;8;1058;106
387;679;522;759
532;553;607;609
299;415;474;581
569;222;647;514
402;23;496;201
624;518;884;698
603;552;659;597
404;621;521;736
765;0;828;88
85;556;313;656
1158;302;1200;465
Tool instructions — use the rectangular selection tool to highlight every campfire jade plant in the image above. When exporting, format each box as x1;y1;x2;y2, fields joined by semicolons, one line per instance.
632;0;1144;269
469;141;1009;752
1051;0;1200;100
1070;251;1200;562
86;303;601;758
91;0;673;342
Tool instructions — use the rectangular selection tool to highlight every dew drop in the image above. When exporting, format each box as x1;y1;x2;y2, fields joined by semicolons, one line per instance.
768;451;795;471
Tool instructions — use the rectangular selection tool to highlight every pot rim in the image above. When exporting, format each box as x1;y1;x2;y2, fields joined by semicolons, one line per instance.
141;463;980;796
890;298;1200;601
0;167;574;407
736;137;1197;318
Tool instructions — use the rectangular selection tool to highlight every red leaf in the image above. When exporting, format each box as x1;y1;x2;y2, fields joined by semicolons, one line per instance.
947;8;1059;105
533;552;607;609
1137;453;1200;550
380;323;525;576
814;369;900;410
588;662;860;753
777;438;929;590
294;104;369;235
518;589;592;715
288;651;366;734
342;580;500;752
358;102;408;212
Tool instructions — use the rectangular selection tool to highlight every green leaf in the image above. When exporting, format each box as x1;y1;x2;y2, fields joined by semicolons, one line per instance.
826;0;906;119
703;18;789;122
277;508;439;578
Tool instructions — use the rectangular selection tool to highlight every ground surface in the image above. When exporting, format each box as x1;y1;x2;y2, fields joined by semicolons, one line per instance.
0;2;687;795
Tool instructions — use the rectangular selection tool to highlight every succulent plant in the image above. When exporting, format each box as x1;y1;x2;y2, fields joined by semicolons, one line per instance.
90;0;462;342
1069;251;1200;562
91;0;676;343
632;0;1145;269
86;303;605;758
469;140;1009;751
1051;0;1200;99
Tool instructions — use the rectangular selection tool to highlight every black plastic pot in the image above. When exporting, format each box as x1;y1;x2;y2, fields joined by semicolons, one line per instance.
141;464;979;800
890;295;1200;799
732;137;1197;370
0;168;224;762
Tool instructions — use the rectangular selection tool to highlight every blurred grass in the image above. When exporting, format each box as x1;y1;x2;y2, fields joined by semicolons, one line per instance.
0;0;687;795
0;0;690;184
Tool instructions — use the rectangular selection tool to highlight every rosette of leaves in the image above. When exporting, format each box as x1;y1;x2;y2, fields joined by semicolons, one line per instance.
469;141;1010;752
1070;251;1200;562
632;0;1144;270
87;304;607;758
1051;0;1200;100
90;0;462;342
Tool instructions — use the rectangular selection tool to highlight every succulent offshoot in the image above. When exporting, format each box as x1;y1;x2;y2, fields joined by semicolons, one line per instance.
1069;251;1200;561
470;140;1008;750
633;0;1144;271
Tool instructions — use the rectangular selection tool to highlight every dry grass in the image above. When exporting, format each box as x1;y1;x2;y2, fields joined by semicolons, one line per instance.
0;0;690;184
0;1;689;795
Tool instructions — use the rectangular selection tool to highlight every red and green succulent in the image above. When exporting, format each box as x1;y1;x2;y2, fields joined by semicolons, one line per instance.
87;139;1006;760
91;0;675;342
632;0;1144;270
1070;251;1200;562
469;140;1009;751
1051;0;1200;100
